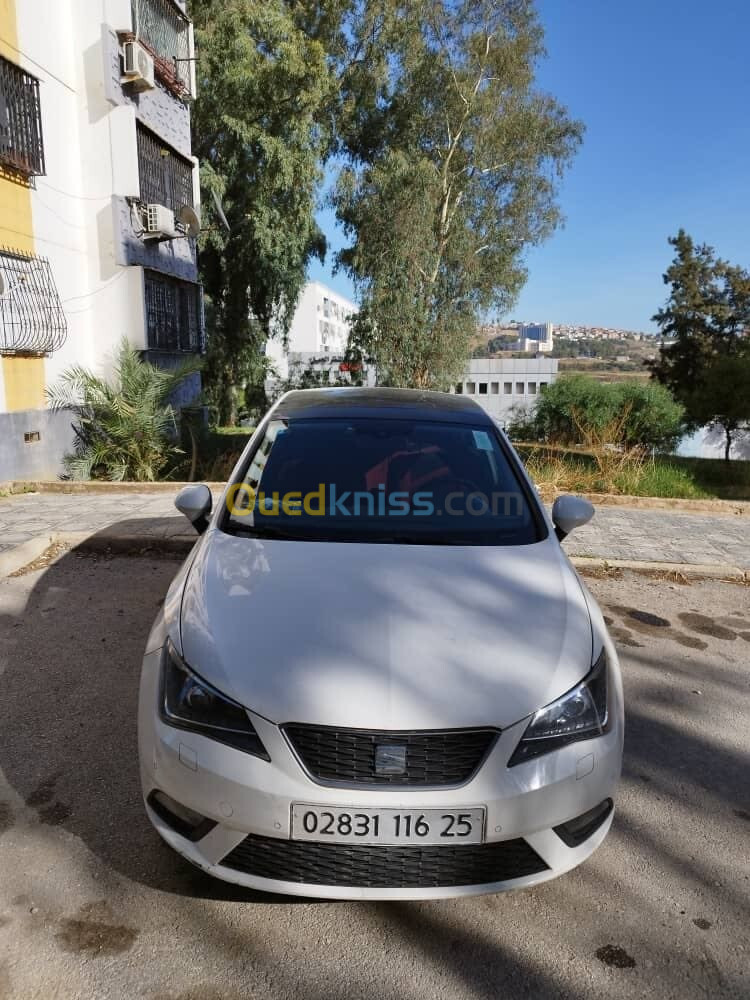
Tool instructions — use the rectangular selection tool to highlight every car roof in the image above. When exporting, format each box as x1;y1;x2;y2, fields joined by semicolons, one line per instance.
271;387;492;425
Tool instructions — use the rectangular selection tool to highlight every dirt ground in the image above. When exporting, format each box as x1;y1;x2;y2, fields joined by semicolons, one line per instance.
0;551;748;999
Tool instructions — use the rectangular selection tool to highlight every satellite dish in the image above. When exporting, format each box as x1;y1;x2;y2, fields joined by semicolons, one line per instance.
178;205;201;239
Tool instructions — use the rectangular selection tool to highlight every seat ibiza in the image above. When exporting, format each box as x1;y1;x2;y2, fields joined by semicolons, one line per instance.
138;388;623;899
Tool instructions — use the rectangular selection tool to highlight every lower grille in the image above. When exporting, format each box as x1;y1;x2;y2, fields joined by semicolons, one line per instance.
283;724;499;786
220;834;549;888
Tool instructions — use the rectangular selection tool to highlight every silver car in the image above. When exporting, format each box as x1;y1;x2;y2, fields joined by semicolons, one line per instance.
138;388;623;899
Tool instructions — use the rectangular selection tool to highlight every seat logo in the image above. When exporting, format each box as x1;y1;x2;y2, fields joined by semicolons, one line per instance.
375;744;407;776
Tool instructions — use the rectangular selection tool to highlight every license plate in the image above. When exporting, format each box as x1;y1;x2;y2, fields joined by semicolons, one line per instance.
291;805;485;846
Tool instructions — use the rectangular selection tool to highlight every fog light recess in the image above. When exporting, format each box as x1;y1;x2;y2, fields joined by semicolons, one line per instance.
553;798;613;847
147;790;218;842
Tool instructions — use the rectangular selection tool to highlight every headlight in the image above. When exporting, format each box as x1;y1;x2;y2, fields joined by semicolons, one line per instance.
508;649;608;766
160;640;270;759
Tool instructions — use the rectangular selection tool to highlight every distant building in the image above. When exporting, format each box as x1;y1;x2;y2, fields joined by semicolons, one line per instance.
515;322;553;352
265;281;359;382
454;358;558;423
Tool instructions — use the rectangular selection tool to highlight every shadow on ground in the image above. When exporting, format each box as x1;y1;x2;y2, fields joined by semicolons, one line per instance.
0;527;749;999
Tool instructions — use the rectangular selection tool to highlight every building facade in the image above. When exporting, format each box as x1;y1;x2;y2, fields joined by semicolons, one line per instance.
265;281;358;383
0;0;201;480
455;358;558;424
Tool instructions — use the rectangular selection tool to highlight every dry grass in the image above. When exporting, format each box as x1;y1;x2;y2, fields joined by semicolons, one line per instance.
523;407;714;501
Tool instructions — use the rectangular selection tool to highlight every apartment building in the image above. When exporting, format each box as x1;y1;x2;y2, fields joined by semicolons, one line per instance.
456;358;558;424
0;0;201;479
265;281;358;382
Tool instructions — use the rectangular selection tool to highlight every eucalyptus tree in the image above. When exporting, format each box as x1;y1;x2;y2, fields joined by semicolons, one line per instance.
334;0;584;387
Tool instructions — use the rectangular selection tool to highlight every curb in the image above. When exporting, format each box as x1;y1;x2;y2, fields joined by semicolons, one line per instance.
74;533;196;556
570;556;747;582
2;480;226;495
0;534;58;578
574;494;749;517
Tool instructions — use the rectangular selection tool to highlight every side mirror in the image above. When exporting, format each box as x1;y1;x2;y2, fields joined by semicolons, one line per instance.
552;494;594;541
175;484;212;534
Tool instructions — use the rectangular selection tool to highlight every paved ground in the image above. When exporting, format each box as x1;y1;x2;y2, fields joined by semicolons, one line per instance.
1;490;749;569
0;553;748;999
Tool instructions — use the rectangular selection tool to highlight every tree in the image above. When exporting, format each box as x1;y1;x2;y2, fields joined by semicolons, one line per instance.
686;355;750;461
46;340;201;481
651;230;750;459
192;1;340;424
333;0;583;388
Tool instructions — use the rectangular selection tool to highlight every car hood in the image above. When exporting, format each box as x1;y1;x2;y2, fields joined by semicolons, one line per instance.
179;530;593;730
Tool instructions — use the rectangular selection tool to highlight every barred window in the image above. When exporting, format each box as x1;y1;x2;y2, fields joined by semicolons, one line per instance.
131;0;193;97
137;123;193;212
0;56;45;177
144;269;201;353
0;247;66;354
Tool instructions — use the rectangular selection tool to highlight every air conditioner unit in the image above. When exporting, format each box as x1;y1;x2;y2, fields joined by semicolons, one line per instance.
122;40;155;91
143;204;179;240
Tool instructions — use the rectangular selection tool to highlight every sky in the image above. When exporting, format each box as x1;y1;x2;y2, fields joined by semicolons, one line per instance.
309;0;749;333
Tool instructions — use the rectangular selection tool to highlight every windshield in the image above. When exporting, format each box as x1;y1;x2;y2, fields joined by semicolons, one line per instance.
222;417;544;545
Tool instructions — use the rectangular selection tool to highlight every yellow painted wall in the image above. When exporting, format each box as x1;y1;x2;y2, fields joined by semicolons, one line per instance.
0;0;46;411
2;355;45;409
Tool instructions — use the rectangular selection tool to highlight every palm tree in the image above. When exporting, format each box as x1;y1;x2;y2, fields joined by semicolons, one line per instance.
47;339;202;481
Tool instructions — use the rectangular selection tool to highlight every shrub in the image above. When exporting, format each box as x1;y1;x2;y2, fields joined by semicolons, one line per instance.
47;339;202;481
514;375;684;451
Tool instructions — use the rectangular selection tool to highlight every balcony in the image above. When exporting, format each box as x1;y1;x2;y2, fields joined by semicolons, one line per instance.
0;247;67;355
129;0;194;99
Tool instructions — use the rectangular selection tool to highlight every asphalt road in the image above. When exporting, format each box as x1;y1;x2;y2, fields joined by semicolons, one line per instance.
0;550;748;999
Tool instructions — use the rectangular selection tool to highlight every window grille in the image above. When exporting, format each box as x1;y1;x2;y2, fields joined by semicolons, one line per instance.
144;269;201;353
131;0;193;97
137;123;193;212
0;247;67;354
0;56;45;177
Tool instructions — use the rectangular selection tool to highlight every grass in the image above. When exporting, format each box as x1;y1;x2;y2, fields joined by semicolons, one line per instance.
665;455;750;500
213;425;255;437
517;446;749;501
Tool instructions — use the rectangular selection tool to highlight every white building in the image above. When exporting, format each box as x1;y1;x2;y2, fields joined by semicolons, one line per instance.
265;287;557;415
266;280;359;382
455;358;558;424
515;322;553;352
1;0;201;480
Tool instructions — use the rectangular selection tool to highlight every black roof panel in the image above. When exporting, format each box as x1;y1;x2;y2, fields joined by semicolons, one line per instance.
271;387;491;425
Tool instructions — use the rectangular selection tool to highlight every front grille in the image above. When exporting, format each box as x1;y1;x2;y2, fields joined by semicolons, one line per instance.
220;834;548;888
283;725;498;786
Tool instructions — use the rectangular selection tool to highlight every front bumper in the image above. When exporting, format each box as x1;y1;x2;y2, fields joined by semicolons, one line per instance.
138;642;623;900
